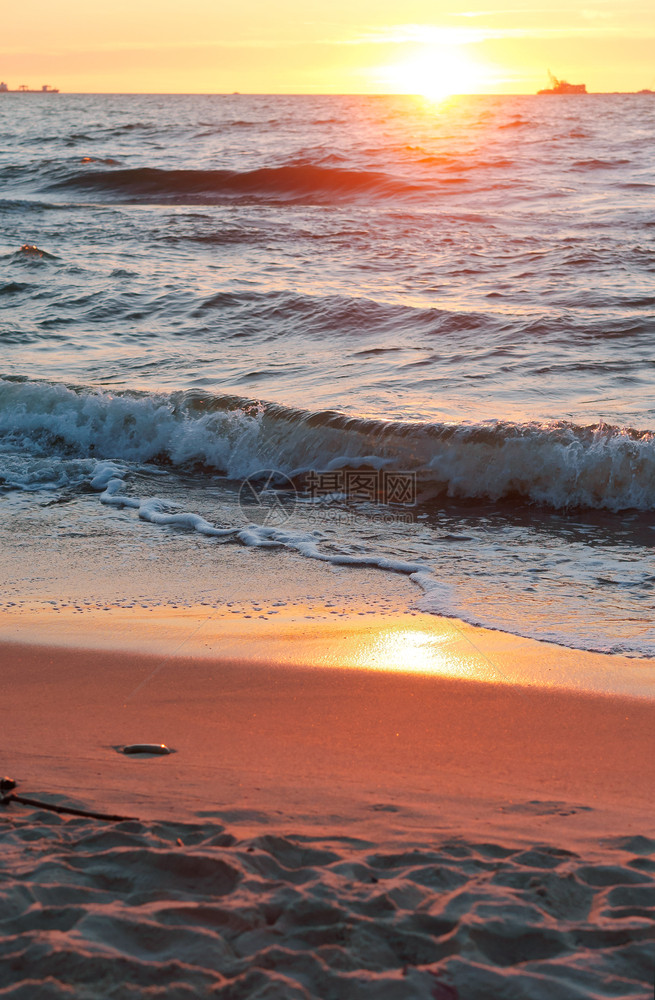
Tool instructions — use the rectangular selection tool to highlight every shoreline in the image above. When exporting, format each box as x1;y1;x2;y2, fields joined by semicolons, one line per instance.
2;600;654;697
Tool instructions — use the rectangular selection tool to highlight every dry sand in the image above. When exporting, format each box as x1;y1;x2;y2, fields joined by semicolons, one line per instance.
1;605;654;998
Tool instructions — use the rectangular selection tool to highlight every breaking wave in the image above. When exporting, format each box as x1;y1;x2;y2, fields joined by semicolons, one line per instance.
1;377;653;512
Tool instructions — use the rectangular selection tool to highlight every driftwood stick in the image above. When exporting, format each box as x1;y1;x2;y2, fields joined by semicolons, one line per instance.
1;791;137;823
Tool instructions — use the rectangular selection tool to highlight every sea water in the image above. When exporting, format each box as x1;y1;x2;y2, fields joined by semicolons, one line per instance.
0;92;653;655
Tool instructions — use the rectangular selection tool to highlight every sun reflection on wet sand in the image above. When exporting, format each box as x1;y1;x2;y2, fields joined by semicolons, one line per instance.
350;625;486;680
1;602;652;698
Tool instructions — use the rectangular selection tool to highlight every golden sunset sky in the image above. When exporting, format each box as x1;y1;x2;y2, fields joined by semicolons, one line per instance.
2;0;653;94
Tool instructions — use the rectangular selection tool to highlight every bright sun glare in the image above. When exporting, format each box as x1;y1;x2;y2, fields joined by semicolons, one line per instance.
381;44;486;100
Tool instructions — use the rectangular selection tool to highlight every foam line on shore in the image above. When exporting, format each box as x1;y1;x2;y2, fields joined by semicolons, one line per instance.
96;465;425;574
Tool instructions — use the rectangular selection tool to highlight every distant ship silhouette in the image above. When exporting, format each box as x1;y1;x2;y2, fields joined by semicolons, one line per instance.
538;72;586;95
0;82;59;93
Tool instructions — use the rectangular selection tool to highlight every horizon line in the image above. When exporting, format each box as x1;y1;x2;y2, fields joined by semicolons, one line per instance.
1;89;651;97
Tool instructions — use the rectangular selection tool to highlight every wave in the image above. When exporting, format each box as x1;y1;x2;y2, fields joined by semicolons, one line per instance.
571;158;632;169
189;289;488;337
0;197;60;212
498;117;531;129
1;378;654;512
47;164;424;204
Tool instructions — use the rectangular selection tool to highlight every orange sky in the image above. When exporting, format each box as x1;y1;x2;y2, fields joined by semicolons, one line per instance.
2;1;653;94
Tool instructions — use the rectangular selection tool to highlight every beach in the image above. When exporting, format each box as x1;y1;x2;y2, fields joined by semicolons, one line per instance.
2;586;655;998
1;90;654;997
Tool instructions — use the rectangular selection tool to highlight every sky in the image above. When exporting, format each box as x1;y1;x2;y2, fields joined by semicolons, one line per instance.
2;1;654;94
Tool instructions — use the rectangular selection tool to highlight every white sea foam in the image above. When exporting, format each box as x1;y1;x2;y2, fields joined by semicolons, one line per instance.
96;473;424;574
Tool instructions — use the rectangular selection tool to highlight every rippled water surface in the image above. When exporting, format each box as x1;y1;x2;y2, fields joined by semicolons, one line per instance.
1;93;653;656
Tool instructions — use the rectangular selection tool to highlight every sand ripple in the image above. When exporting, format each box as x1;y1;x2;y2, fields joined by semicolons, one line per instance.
1;812;654;999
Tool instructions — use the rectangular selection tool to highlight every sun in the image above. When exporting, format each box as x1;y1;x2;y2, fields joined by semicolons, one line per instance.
378;43;487;101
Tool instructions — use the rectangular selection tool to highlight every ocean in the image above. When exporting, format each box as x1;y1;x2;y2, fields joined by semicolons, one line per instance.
1;92;653;657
